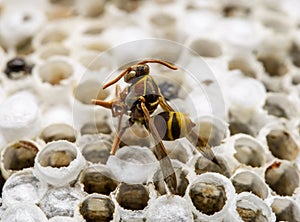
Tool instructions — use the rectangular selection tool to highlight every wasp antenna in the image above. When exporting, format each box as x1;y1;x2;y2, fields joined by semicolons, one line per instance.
138;59;178;70
103;67;131;89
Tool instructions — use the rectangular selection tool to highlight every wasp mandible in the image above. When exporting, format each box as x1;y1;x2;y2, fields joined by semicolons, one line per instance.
92;59;220;194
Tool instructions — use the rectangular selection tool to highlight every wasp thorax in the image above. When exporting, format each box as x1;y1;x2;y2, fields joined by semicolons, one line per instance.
1;140;39;179
79;165;118;195
124;64;149;83
79;194;115;222
116;183;150;211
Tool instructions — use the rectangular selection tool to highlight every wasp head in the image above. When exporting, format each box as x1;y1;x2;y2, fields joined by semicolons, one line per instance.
124;64;150;83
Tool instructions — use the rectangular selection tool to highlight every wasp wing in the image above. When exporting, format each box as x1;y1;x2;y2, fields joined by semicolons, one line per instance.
152;139;177;194
140;101;177;194
187;130;221;167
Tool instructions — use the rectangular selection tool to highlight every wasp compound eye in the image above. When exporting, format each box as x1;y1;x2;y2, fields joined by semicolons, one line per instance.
136;65;149;76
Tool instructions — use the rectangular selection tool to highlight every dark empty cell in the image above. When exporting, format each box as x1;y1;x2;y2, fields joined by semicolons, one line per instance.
80;122;112;135
292;75;300;85
194;156;230;178
40;124;76;143
82;171;118;195
80;195;115;222
229;121;254;136
222;5;251;17
234;144;265;167
189;39;222;58
50;0;75;6
258;55;288;77
265;162;299;196
228;59;256;78
289;43;300;68
115;0;140;12
271;198;300;222
189;182;226;215
83;26;104;35
3;141;38;172
0;170;5;197
266;129;299;161
116;183;149;211
231;172;268;199
82;142;111;164
153;167;189;197
150;13;176;27
263;101;288;118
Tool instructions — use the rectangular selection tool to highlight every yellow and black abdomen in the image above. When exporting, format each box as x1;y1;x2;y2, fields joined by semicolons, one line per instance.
152;111;196;141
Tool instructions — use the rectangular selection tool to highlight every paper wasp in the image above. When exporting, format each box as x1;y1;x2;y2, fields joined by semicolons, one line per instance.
92;59;220;194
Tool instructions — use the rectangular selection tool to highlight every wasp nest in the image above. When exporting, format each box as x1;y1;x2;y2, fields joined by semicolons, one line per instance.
0;0;300;221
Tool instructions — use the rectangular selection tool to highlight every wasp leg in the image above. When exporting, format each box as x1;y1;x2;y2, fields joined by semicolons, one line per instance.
115;84;121;97
110;113;128;155
110;128;126;155
186;130;221;167
91;99;113;109
140;98;177;194
158;95;174;112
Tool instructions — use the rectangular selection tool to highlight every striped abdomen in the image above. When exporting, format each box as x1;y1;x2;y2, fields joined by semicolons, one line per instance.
152;111;196;141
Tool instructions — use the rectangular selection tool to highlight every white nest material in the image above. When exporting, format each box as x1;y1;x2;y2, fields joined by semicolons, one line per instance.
0;0;300;221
